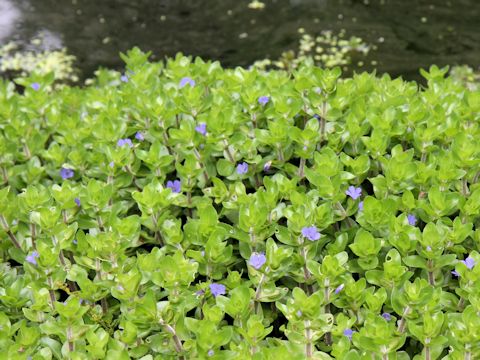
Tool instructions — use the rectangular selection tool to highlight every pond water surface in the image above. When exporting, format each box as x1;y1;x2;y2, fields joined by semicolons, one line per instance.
1;0;479;81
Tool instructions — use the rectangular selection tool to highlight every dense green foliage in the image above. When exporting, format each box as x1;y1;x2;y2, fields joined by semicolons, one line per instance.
1;48;480;359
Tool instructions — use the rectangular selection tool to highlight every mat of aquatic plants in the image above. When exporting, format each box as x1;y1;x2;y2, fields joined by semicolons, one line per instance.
1;48;480;359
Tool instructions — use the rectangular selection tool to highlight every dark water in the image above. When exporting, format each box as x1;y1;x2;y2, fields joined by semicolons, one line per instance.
1;0;479;81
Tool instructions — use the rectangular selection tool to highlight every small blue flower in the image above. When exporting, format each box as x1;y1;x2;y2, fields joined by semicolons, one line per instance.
26;251;39;266
73;239;78;245
109;161;114;168
166;180;181;193
249;252;266;270
358;201;364;211
195;289;205;296
60;167;74;180
451;270;460;277
426;246;432;252
31;82;40;91
208;349;215;357
263;160;272;172
334;284;345;294
117;138;133;148
74;198;81;207
120;74;129;82
258;96;270;106
301;226;321;241
461;256;475;270
346;186;362;200
179;77;195;88
382;313;391;321
296;310;303;317
195;123;207;135
407;214;417;226
343;328;354;341
209;283;226;297
135;132;144;141
236;162;249;175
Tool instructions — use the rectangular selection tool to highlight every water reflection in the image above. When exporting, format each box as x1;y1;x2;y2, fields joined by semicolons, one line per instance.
0;0;20;42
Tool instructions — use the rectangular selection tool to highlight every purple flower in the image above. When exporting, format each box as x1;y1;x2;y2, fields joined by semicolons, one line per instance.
60;167;74;180
343;328;354;341
358;201;364;211
263;160;272;172
135;132;144;141
382;313;391;321
451;270;460;277
195;289;205;296
236;162;248;175
426;246;432;252
117;138;133;148
301;226;321;241
109;161;114;168
26;251;39;266
249;252;266;270
258;96;270;106
179;77;195;88
74;198;81;207
209;283;226;297
166;180;181;193
208;349;215;357
195;123;207;135
334;284;345;294
120;74;129;83
346;186;362;200
461;256;475;270
313;114;321;120
296;310;303;317
73;239;78;245
407;214;417;226
31;82;40;91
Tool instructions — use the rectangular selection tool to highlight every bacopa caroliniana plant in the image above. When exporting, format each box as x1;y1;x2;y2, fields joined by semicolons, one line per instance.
0;48;479;359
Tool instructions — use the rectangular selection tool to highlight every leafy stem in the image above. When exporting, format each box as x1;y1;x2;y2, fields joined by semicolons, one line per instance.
397;306;410;333
324;283;332;346
424;343;430;360
192;147;209;183
151;213;164;246
160;319;185;359
298;157;306;179
96;258;109;315
47;276;56;310
304;319;313;358
223;139;236;163
276;144;285;162
427;260;435;286
0;214;21;249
